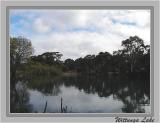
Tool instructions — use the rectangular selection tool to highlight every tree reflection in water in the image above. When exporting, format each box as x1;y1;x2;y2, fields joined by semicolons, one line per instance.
11;73;150;113
27;76;62;96
10;81;32;113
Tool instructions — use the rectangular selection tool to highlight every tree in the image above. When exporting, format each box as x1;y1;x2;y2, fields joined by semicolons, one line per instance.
10;36;34;88
64;59;75;70
74;58;85;73
41;52;62;62
121;36;147;73
84;55;96;74
95;52;112;74
113;50;125;73
10;36;34;65
31;52;63;65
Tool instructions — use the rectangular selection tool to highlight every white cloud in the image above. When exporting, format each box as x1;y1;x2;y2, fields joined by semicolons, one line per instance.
33;18;53;33
10;9;150;60
30;31;124;60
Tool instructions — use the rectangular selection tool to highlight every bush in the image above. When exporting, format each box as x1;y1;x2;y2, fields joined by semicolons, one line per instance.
16;61;63;80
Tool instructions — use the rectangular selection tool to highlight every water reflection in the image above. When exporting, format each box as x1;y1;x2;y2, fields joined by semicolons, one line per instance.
10;81;32;113
29;85;124;113
11;74;150;113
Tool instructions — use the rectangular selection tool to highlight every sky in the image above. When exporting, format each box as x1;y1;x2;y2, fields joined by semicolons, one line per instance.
10;9;150;60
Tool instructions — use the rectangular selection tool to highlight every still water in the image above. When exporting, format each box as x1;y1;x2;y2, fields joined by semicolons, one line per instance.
13;75;150;113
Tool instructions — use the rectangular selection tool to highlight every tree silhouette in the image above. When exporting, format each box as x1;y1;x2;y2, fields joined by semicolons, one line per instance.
121;36;147;73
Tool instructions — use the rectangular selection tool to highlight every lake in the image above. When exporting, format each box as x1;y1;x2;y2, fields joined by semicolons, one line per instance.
12;74;150;113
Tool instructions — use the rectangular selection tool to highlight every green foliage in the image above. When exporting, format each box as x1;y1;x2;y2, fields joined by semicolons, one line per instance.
66;36;150;75
11;35;150;81
31;52;63;65
10;36;34;89
64;59;75;70
16;62;63;80
121;36;149;73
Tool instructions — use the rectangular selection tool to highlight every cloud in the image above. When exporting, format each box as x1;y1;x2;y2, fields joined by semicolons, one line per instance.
30;31;124;60
33;18;53;33
10;9;150;60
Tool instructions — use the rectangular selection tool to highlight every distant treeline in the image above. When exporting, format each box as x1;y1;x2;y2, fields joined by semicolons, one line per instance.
30;36;150;76
10;35;150;82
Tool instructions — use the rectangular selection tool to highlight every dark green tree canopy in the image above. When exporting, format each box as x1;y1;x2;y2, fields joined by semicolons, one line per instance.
122;36;147;55
10;35;150;75
121;36;149;72
31;52;63;65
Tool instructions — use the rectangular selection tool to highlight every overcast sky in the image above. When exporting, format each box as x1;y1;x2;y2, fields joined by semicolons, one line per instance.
10;10;150;60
